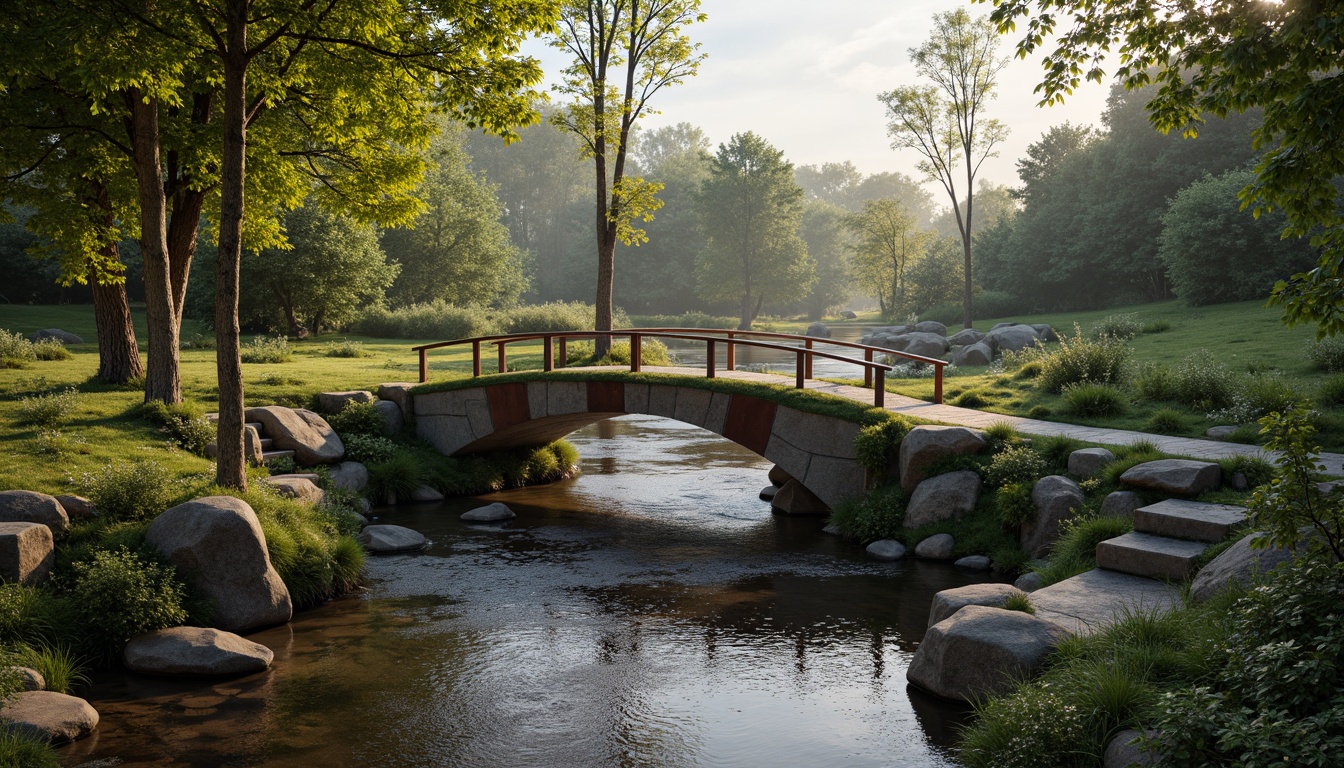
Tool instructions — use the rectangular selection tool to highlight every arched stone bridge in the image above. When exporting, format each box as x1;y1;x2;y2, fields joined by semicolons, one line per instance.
413;376;869;509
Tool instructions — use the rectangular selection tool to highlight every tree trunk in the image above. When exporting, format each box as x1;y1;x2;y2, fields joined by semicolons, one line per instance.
129;93;182;403
87;182;144;384
962;169;974;329
214;2;248;490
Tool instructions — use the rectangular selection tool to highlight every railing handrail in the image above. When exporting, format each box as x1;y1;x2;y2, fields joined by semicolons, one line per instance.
411;327;948;406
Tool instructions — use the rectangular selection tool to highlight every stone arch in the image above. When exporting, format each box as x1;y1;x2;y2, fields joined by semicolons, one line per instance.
413;379;867;509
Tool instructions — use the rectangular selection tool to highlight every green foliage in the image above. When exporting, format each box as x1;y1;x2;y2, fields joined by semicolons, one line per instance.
853;418;910;480
627;312;737;329
139;400;213;455
995;482;1036;527
420;441;579;496
564;339;673;367
1306;336;1344;372
266;454;297;476
1091;312;1141;340
1033;434;1084;469
343;434;398;465
79;460;182;522
985;445;1048;488
1062;382;1127;417
1037;327;1131;393
322;339;369;358
847;197;931;318
1317;375;1344;406
1142;320;1171;334
16;387;79;428
982;420;1023;452
1036;515;1133;585
1027;405;1052;419
1207;371;1306;424
1247;405;1344;561
498;302;618;334
1003;590;1035;614
69;548;189;660
1148;560;1344;767
15;644;87;695
1218;454;1276;490
240;335;293;364
232;487;365;608
951;388;991;408
367;452;425;502
31;338;70;361
0;585;76;650
829;485;906;543
1146;408;1185;434
355;301;493;339
0;329;35;364
326;401;386;439
0;730;59;768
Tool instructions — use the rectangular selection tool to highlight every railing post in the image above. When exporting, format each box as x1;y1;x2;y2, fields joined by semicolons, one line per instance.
472;341;481;377
419;348;428;383
875;369;885;408
558;337;567;369
726;331;736;370
795;350;805;389
497;342;507;374
631;334;642;373
543;334;554;372
934;363;943;404
707;339;716;378
804;338;813;379
864;349;873;388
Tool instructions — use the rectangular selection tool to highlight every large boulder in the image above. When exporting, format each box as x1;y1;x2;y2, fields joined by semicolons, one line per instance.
1021;476;1085;558
954;555;991;571
771;480;829;516
0;522;54;586
947;328;985;347
840;310;857;319
915;533;955;560
927;583;1024;627
262;475;325;505
146;496;292;633
1104;729;1157;767
316;390;375;413
1120;459;1221;496
461;502;516;522
902;331;950;359
866;539;907;561
986;324;1041;353
914;320;947;336
0;491;68;534
410;485;444;502
0;691;98;743
804;322;831;338
898;426;987;493
373;400;404;434
244;406;344;465
357;525;428;553
1068;447;1116;478
1014;572;1044;592
377;382;417;425
327;461;369;493
29;329;82;345
53;495;96;521
1191;532;1296;602
904;471;982;528
1101;491;1143;520
907;605;1070;702
11;668;43;692
952;342;993;367
1032;324;1060;343
123;626;273;677
879;335;912;352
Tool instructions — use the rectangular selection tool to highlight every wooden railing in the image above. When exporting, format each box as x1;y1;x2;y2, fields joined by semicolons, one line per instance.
411;329;949;407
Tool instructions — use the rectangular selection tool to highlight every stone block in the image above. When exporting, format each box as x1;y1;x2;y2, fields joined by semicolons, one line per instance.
0;522;54;586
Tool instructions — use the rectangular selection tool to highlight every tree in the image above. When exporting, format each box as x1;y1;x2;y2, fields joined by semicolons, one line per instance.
798;200;853;320
694;132;814;330
878;8;1008;329
384;126;526;308
1160;170;1318;307
241;201;397;336
551;0;706;355
794;162;936;225
932;179;1016;239
1013;122;1097;203
985;0;1344;335
848;198;929;318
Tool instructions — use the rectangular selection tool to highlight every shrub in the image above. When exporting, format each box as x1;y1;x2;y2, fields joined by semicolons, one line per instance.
1169;351;1236;410
1142;320;1171;334
854;418;910;480
995;482;1036;527
1037;326;1131;393
1318;375;1344;406
1218;454;1275;490
1027;405;1052;419
140;400;213;454
31;338;71;361
498;301;621;334
985;445;1048;488
240;335;292;363
367;452;425;502
1146;408;1185;434
1206;371;1305;424
0;329;35;363
355;301;493;339
16;387;79;427
322;339;368;358
31;429;90;457
1003;590;1035;614
236;487;365;607
828;485;906;542
1033;435;1084;470
69;548;189;660
1306;335;1344;372
1014;361;1043;379
1133;362;1175;402
982;421;1023;452
1062;382;1127;417
80;460;182;521
627;311;737;329
326;401;386;438
564;339;673;367
267;454;297;475
180;332;216;350
1247;405;1344;560
343;434;398;465
1090;313;1141;341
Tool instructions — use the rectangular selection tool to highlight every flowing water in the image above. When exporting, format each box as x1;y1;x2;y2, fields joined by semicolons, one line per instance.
59;413;997;768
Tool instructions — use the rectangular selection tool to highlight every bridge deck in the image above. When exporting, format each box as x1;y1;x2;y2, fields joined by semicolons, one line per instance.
620;365;1344;475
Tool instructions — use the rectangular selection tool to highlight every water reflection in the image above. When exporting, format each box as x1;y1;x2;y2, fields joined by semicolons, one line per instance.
60;414;991;768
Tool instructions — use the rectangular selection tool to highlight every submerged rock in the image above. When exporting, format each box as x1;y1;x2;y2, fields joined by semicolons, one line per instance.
358;525;428;553
461;502;515;522
123;627;273;677
0;691;98;743
865;539;907;561
907;605;1069;702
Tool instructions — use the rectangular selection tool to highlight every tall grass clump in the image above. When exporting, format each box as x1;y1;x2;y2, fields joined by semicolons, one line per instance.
1036;515;1133;585
627;311;737;329
15;644;87;694
1090;312;1141;340
79;460;184;521
1147;408;1185;434
240;335;292;363
321;339;368;358
1037;326;1131;393
139;400;214;454
16;387;80;427
1033;434;1084;469
0;730;60;768
564;339;673;367
355;301;493;339
1318;375;1344;406
367;451;425;502
233;487;365;607
1062;382;1127;417
1170;350;1236;410
1306;336;1344;372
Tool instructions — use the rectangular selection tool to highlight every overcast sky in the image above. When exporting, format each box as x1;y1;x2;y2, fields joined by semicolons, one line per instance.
521;0;1116;201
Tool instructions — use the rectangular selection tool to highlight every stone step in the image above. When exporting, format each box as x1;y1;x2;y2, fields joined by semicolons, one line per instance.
259;438;274;450
1030;568;1183;636
1134;499;1246;543
246;421;264;433
1096;532;1208;581
261;449;295;465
